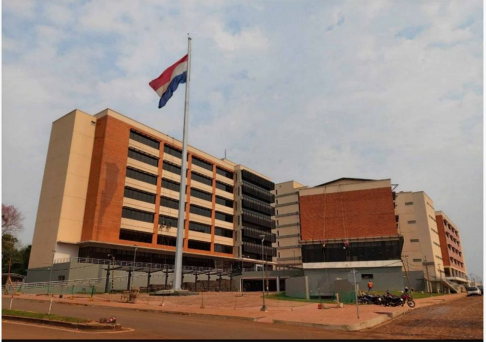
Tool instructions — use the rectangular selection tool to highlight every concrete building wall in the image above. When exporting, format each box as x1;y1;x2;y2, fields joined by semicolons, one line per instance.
273;181;306;266
29;110;95;269
304;267;404;295
395;192;444;281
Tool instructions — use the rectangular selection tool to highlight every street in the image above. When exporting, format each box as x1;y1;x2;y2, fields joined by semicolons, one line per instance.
2;296;482;339
2;297;390;340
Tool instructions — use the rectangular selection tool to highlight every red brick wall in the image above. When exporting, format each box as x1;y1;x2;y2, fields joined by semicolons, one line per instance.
436;214;466;272
81;115;130;243
300;187;397;241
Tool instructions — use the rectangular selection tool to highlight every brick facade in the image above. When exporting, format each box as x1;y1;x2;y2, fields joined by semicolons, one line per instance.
81;114;236;256
436;214;466;273
299;187;397;241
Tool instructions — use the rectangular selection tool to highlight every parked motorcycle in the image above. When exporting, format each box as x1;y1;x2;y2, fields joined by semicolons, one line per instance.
382;293;404;307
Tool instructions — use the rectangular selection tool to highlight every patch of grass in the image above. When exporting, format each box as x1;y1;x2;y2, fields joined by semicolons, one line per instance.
3;309;89;323
367;290;449;299
265;292;335;303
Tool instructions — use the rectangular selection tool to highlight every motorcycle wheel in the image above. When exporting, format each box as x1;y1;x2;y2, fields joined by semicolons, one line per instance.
407;300;416;308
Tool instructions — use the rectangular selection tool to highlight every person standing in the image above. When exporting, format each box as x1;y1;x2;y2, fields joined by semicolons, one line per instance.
368;280;373;292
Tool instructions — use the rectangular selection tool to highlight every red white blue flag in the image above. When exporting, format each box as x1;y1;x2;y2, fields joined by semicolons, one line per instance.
149;54;188;108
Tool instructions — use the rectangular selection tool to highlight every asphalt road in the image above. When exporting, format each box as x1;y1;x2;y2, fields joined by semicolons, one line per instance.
2;298;394;340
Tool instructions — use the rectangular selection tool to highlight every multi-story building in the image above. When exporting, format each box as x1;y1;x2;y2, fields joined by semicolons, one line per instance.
395;191;446;292
27;109;276;286
273;181;307;267
435;211;468;286
297;178;404;297
234;166;276;263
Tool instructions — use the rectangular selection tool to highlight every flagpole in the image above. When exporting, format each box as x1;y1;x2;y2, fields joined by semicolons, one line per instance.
173;36;191;291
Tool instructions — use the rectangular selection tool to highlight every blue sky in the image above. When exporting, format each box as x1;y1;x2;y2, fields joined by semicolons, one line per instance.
2;0;483;278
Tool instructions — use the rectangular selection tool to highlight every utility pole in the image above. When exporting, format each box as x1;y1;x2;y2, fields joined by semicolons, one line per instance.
352;268;359;319
401;257;412;298
424;256;432;296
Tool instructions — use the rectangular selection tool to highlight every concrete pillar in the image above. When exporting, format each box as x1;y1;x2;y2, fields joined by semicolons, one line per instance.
276;276;280;292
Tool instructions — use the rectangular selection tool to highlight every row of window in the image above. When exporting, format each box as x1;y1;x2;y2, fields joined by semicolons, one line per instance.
216;167;233;179
128;134;233;183
241;169;275;191
162;178;181;192
191;172;212;186
130;130;160;149
189;221;211;234
122;207;154;223
215;196;233;208
192;156;213;171
128;148;159;167
190;204;212;218
126;167;158;185
163;161;181;175
302;240;403;263
191;188;212;202
164;145;182;159
241;182;273;203
216;181;233;193
160;196;179;210
124;187;156;204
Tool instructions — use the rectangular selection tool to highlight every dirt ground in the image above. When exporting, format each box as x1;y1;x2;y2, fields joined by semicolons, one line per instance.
365;295;483;339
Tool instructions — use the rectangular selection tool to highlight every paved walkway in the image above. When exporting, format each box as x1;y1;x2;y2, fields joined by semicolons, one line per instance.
3;292;466;331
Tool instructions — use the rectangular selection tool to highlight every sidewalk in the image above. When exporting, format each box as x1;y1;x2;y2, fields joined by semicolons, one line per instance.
3;292;466;332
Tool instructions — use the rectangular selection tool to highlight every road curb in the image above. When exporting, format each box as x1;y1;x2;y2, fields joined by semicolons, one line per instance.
2;315;122;331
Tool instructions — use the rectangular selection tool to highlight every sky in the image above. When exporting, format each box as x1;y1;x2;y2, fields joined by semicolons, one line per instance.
2;0;483;278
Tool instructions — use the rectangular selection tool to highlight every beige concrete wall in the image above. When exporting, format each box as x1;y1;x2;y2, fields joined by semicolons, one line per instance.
396;191;444;278
29;110;95;268
274;180;306;266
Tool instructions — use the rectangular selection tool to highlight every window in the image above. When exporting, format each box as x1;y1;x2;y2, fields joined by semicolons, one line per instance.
215;227;233;238
162;178;180;192
405;202;414;206
214;244;233;254
128;148;159;167
216;181;233;193
158;215;178;227
216;167;233;179
124;187;156;204
160;197;179;210
433;241;441;248
126;167;157;185
215;196;233;208
130;130;159;149
192;156;213;171
191;188;212;202
407;220;416;224
190;204;212;218
119;228;153;243
163;161;181;175
410;239;420;242
431;228;439;235
122;207;154;223
164;145;182;159
191;172;213;186
157;235;177;246
435;255;443;260
215;211;233;223
361;274;373;280
413;258;422;262
188;240;211;251
429;215;436;222
189;221;211;234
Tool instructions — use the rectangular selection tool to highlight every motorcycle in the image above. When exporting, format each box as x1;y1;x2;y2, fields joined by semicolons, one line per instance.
357;292;382;305
382;293;404;307
401;292;416;308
